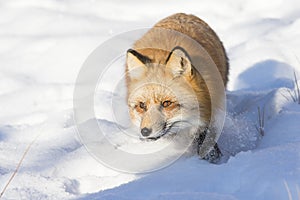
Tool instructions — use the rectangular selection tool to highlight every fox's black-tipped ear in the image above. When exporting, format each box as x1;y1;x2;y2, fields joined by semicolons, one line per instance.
166;47;192;77
126;49;151;80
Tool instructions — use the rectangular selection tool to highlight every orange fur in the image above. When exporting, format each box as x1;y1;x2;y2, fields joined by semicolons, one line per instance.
125;13;228;139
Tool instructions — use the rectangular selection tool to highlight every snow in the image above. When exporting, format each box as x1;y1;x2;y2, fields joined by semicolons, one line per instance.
1;0;300;199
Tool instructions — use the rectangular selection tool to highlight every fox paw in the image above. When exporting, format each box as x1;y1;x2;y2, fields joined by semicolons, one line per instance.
202;145;222;164
195;128;222;163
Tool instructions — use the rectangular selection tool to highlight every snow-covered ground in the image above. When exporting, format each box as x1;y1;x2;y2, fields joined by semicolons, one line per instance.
1;0;300;199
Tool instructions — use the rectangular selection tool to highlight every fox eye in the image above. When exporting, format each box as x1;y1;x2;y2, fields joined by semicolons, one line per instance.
161;100;172;108
139;102;146;110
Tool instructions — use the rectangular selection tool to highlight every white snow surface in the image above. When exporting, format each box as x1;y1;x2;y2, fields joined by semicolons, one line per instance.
1;0;300;199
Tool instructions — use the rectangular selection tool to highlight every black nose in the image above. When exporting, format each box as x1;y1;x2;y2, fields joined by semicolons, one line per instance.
141;127;152;137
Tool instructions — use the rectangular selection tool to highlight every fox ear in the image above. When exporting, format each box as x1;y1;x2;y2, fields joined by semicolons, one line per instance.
166;47;192;77
126;49;150;80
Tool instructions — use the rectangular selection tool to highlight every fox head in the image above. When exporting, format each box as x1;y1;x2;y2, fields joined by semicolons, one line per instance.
126;47;203;139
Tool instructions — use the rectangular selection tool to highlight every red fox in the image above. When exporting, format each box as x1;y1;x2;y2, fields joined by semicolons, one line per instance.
125;13;229;163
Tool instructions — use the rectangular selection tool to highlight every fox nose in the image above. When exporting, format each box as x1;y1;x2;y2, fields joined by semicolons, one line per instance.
141;127;152;137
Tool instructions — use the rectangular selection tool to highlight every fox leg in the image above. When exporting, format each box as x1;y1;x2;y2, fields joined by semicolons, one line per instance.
195;128;222;163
